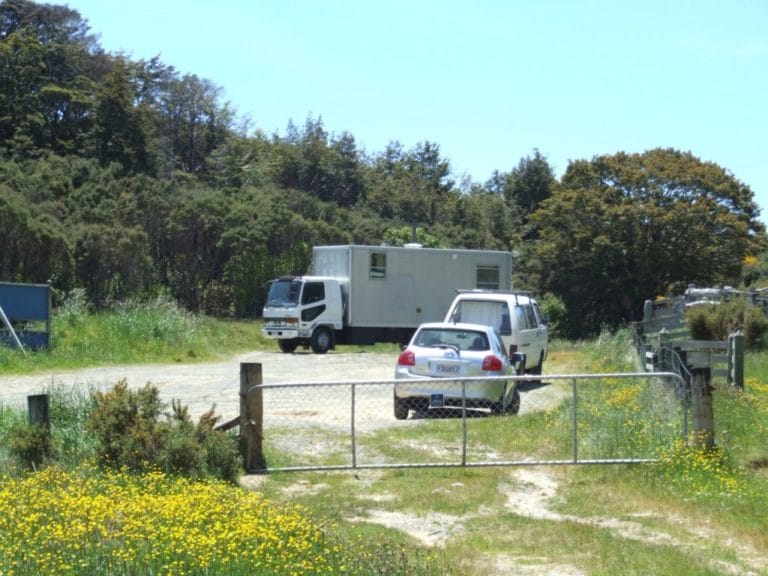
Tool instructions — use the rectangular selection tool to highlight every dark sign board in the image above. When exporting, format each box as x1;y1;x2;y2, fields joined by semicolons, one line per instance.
0;282;51;350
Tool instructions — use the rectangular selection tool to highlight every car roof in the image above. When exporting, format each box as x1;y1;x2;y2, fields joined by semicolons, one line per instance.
417;322;497;333
452;292;535;305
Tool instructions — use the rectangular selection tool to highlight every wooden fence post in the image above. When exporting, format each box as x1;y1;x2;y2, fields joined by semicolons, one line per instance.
656;329;669;371
729;332;745;391
27;394;50;429
240;363;266;472
690;367;715;450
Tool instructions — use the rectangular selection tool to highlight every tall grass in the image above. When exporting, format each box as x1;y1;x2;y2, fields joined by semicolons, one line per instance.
0;295;269;374
546;330;768;544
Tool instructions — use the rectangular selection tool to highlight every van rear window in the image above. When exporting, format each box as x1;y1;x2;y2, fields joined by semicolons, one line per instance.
452;301;511;335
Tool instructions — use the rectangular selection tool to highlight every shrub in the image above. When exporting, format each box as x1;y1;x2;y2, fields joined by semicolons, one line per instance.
7;423;57;470
539;292;568;339
87;381;242;481
87;380;164;470
686;299;768;349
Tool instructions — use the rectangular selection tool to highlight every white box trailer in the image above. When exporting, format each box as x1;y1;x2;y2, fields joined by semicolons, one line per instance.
262;244;513;353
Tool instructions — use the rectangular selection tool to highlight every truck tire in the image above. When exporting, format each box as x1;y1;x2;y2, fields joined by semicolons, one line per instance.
526;353;544;385
394;395;409;420
310;327;332;354
278;339;298;353
530;353;544;376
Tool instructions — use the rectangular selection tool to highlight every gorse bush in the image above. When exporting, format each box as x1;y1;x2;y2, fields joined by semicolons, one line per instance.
87;381;242;482
7;423;57;470
686;300;768;348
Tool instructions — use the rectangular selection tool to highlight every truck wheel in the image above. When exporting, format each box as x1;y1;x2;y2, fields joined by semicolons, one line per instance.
310;327;332;354
530;353;544;376
278;339;298;353
525;353;544;386
394;395;409;420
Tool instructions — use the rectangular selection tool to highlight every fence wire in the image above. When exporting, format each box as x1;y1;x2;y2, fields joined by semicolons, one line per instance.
249;372;686;473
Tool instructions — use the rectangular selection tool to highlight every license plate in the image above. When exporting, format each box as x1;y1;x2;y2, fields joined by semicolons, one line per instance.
430;394;445;408
434;363;460;374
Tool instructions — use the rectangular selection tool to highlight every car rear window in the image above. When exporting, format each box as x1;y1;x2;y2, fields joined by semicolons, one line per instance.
415;329;489;351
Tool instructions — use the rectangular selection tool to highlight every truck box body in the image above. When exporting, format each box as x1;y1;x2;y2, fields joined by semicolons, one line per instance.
262;244;513;353
311;245;512;329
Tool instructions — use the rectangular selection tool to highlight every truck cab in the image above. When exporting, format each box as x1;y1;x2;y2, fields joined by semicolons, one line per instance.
262;276;344;353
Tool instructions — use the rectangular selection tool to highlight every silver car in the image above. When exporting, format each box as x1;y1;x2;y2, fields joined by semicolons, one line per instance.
394;322;522;420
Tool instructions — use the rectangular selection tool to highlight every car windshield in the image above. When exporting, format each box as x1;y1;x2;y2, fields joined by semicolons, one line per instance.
415;328;489;352
265;279;301;308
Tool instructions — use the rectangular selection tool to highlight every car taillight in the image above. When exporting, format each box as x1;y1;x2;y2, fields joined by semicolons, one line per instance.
397;350;416;366
482;355;503;371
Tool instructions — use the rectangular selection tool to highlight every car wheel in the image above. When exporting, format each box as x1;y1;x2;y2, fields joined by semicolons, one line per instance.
394;395;409;420
278;338;298;353
506;387;521;415
310;327;332;354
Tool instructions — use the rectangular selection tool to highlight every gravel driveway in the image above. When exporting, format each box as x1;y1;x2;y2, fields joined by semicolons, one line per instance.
0;351;568;427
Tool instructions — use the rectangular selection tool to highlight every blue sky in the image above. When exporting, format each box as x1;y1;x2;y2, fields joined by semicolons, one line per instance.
54;0;768;222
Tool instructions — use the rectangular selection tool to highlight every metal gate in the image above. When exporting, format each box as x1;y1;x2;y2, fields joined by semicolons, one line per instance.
244;371;687;473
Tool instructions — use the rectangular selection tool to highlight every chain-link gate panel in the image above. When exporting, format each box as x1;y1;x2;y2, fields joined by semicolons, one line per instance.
252;372;686;472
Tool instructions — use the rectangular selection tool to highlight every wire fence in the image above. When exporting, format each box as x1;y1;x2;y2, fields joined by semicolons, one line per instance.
247;371;687;473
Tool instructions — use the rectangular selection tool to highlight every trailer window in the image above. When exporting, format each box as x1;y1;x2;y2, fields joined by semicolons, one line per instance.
370;252;386;279
476;265;500;289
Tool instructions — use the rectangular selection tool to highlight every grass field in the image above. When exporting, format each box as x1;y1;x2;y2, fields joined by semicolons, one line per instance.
1;304;767;575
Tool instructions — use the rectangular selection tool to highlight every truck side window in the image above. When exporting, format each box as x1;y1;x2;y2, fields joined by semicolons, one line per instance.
524;305;537;328
499;305;512;335
476;265;500;289
370;252;386;279
301;282;325;304
515;305;528;329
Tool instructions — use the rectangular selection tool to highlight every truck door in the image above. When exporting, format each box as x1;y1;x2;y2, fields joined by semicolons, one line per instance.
516;303;545;369
300;281;326;322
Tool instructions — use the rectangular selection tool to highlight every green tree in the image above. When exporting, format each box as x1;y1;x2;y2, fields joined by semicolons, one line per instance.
93;57;152;173
0;184;73;284
73;223;153;307
363;140;456;229
157;73;232;175
527;148;766;337
0;27;46;153
487;148;554;229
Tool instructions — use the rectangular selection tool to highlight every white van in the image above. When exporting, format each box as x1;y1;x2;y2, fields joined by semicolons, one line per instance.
444;290;548;375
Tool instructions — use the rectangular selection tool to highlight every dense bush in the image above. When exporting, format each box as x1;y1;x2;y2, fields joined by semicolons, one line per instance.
539;292;568;339
87;380;242;482
686;300;768;349
6;423;57;470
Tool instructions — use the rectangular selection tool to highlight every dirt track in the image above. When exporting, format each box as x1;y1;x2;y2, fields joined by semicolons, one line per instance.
0;350;567;425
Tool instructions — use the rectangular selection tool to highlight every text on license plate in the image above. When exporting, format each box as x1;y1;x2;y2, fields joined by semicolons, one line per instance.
435;364;460;374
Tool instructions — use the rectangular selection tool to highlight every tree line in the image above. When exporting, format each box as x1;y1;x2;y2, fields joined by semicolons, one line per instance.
1;0;765;338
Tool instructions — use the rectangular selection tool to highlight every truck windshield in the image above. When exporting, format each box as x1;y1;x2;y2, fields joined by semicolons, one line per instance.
266;279;301;308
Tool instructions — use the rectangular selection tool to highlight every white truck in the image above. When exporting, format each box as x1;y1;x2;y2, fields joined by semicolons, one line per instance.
262;244;513;353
